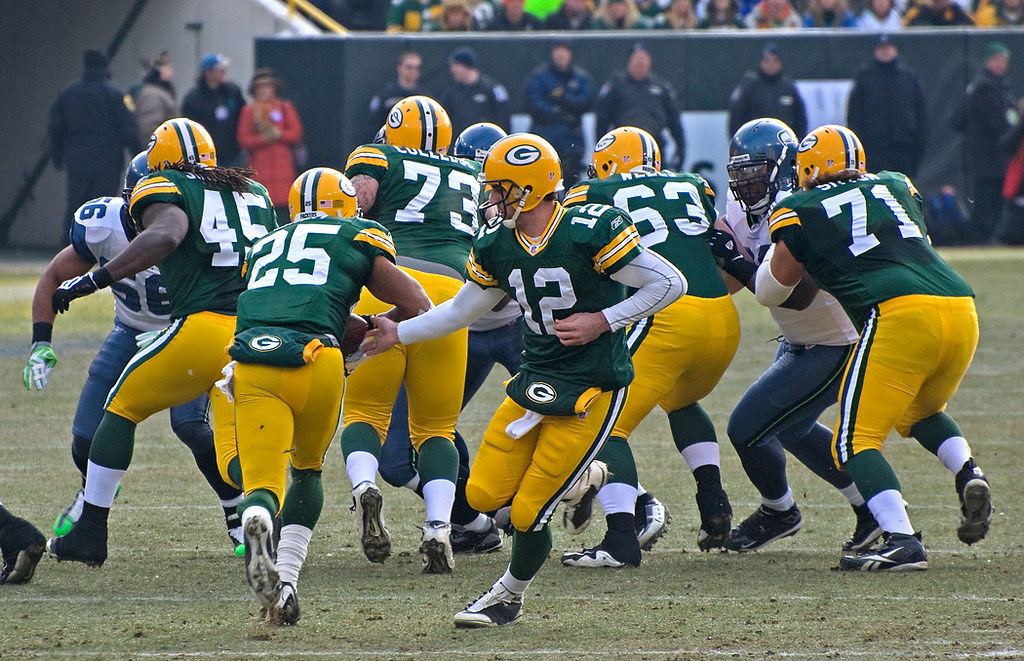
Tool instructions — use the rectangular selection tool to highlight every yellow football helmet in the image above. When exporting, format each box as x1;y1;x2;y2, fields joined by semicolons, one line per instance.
146;118;217;170
795;125;866;188
588;127;661;179
384;95;453;154
480;133;562;227
289;167;359;221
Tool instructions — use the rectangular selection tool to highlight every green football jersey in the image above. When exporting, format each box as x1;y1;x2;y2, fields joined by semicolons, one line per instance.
466;202;643;390
129;168;277;319
345;144;478;276
236;215;397;338
564;170;727;298
768;172;974;326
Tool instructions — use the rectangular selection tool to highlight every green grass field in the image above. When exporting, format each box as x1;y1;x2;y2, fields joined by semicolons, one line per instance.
1;249;1022;659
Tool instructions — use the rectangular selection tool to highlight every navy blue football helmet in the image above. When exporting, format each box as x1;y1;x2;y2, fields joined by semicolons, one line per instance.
727;118;798;217
453;122;508;163
121;151;150;239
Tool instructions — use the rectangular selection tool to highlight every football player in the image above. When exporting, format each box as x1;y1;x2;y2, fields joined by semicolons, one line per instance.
708;118;882;554
46;118;278;568
756;124;990;570
0;501;46;584
229;167;431;624
26;152;246;555
558;127;740;568
340;96;478;574
364;133;686;627
376;122;513;556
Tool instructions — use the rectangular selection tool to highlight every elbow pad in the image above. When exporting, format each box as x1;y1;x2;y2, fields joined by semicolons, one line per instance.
754;252;797;308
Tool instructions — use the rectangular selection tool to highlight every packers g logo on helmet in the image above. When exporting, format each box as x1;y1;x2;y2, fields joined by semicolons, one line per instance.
479;133;562;226
506;145;541;165
384;95;452;154
289;167;359;221
796;125;866;189
588;127;661;180
147;118;217;171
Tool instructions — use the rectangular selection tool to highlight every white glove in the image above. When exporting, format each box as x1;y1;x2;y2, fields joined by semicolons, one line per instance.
215;361;236;403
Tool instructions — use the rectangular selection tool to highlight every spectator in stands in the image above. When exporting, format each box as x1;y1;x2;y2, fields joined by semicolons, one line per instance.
426;0;478;28
182;53;246;168
48;49;141;244
387;0;442;31
655;0;700;27
135;51;178;146
855;0;904;29
596;42;686;169
237;68;304;225
697;0;747;28
440;47;511;137
958;42;1015;243
592;0;654;28
489;0;545;28
995;98;1024;244
975;0;1024;24
846;34;927;178
803;0;857;26
745;0;803;28
526;40;594;188
545;0;595;28
728;44;807;139
636;0;671;20
903;0;974;25
367;51;431;141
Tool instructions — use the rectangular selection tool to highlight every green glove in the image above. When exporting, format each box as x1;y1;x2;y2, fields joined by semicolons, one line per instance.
23;342;57;391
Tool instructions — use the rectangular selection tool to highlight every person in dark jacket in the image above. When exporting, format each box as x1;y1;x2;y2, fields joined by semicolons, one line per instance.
595;42;687;170
846;35;928;178
182;53;246;168
366;51;431;141
439;47;510;138
544;0;594;30
728;44;807;140
960;42;1016;243
48;49;141;244
526;40;594;188
488;0;544;30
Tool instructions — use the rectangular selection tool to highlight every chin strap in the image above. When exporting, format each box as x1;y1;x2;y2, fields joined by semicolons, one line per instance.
501;185;532;229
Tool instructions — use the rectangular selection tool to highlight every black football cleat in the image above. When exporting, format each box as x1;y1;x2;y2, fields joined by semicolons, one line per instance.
0;514;47;584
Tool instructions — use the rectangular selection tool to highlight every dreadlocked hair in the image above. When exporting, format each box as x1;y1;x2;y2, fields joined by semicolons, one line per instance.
172;161;257;194
802;169;864;189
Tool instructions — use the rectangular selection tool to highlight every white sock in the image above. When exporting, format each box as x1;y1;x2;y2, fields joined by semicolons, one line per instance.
680;441;720;472
936;437;972;474
84;461;124;508
276;524;312;587
867;489;914;535
403;474;421;492
636;482;648;497
498;567;530;595
462;513;492;533
839;483;865;507
241;505;273;531
221;494;243;508
346;451;379;489
761;488;795;512
596;482;638;515
422;478;455;523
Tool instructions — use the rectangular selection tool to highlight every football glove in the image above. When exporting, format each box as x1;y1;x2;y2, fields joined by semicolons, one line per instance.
23;342;57;391
707;229;756;284
52;267;113;314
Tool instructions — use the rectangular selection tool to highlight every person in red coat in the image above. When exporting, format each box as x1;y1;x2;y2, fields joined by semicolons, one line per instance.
237;68;304;224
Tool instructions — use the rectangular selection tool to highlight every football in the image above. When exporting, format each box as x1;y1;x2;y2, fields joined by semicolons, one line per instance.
341;313;370;357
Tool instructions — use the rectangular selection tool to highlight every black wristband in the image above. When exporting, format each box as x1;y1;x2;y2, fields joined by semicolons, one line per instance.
32;322;53;344
722;258;757;286
360;314;376;328
91;267;114;289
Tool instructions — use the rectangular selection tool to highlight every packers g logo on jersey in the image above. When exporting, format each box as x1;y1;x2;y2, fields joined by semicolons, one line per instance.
526;381;557;404
507;145;542;166
387;107;404;129
249;335;283;352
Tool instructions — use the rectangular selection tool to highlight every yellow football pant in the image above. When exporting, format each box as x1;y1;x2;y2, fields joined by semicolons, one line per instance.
343;268;467;449
233;348;345;512
467;388;627;532
833;295;978;465
105;311;237;483
612;294;739;436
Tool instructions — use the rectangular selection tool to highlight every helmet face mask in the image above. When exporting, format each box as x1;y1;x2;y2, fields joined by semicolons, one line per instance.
479;134;562;228
146;118;217;171
289;167;359;222
589;127;661;180
121;151;151;240
385;95;453;154
727;118;798;215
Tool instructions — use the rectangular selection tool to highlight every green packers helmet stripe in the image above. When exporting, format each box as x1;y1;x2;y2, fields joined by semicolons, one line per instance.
300;169;322;212
170;119;199;164
839;127;859;171
417;97;436;152
639;130;658;167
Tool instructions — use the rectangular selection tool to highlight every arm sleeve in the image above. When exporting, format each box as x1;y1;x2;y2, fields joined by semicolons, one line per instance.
601;249;686;331
397;280;506;344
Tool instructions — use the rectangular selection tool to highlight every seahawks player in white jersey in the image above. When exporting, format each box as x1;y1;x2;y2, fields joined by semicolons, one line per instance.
707;119;882;553
25;152;246;555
